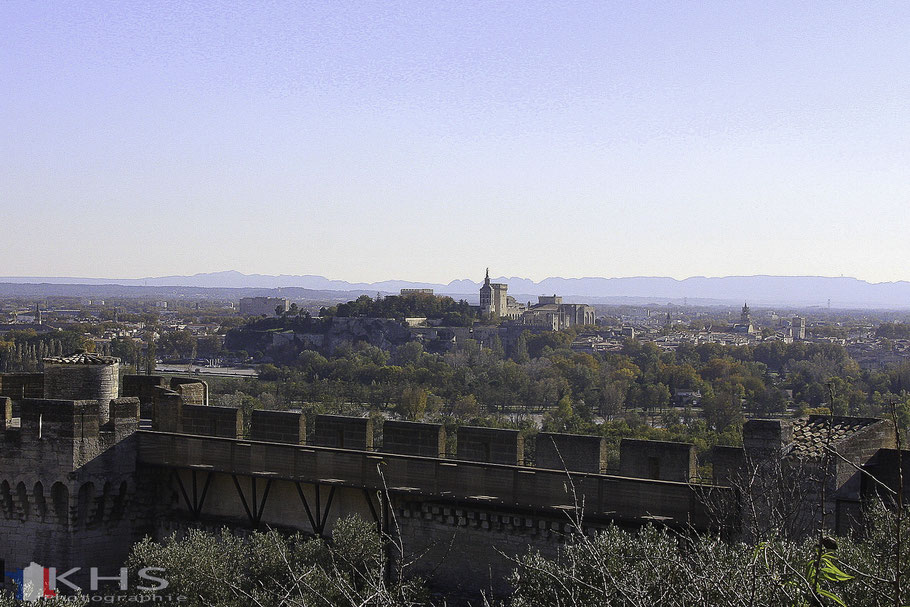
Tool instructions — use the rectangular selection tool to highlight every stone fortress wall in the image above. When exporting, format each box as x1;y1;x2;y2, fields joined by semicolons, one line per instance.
0;354;900;597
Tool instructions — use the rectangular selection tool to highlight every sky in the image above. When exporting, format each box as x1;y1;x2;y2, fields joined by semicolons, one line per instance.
2;1;909;284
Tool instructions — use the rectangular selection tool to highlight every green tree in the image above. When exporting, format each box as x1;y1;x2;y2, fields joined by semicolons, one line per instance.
125;516;426;607
111;336;140;371
397;386;428;420
196;335;223;358
453;393;480;418
159;329;196;360
543;395;577;432
702;381;744;431
513;331;531;364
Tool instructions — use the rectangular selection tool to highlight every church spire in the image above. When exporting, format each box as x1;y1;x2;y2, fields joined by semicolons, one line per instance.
741;302;751;324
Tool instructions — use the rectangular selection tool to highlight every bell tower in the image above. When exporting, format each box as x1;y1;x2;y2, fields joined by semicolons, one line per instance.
479;268;494;315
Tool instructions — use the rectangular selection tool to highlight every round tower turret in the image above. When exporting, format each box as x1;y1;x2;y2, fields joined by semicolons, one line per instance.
43;352;120;424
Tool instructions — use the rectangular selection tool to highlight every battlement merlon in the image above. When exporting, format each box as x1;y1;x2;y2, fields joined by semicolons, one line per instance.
17;399;102;440
0;398;139;471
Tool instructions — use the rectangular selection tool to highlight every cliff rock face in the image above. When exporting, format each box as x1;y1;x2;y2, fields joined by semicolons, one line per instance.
321;317;412;353
225;317;412;359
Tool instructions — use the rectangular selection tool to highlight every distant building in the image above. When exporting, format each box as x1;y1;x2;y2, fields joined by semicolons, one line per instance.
479;269;523;320
400;288;434;296
740;302;751;325
732;302;755;334
0;323;55;337
792;316;807;340
674;389;702;406
521;295;596;330
239;297;290;316
478;269;595;329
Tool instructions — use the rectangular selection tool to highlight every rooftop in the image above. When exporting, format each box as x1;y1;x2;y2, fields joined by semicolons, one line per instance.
43;352;120;366
788;415;880;459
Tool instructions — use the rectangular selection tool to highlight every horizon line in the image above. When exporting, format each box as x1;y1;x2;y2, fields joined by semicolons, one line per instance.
0;271;903;286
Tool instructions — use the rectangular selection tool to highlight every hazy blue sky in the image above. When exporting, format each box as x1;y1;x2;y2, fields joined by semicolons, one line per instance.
2;1;908;283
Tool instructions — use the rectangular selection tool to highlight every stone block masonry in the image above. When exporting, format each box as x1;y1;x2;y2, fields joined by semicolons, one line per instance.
0;373;44;400
151;387;182;433
456;426;524;465
0;394;140;581
742;418;793;457
6;359;901;600
121;375;167;403
396;499;582;596
43;354;119;425
382;420;445;458
121;374;168;418
0;361;751;600
170;378;208;406
535;432;607;473
249;410;306;444
711;445;746;486
619;438;696;482
109;397;140;442
180;405;243;439
313;415;373;450
1;396;11;426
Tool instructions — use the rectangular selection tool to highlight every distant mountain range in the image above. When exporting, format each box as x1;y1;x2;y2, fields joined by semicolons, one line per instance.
3;271;910;308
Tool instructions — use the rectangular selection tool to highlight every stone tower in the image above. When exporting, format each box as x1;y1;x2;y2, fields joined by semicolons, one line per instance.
0;392;140;578
43;352;120;425
478;269;510;318
479;268;493;316
792;316;806;340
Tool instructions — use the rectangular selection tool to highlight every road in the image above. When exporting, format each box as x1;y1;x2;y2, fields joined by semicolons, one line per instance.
154;364;258;378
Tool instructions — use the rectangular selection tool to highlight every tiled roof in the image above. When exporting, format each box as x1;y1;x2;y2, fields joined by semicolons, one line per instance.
788;416;878;459
43;352;120;365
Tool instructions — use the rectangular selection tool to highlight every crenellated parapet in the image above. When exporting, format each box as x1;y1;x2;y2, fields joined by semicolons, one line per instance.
0;397;140;471
5;359;901;597
0;392;140;575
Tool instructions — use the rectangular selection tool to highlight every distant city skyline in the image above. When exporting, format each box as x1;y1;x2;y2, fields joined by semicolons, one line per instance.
3;2;908;283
